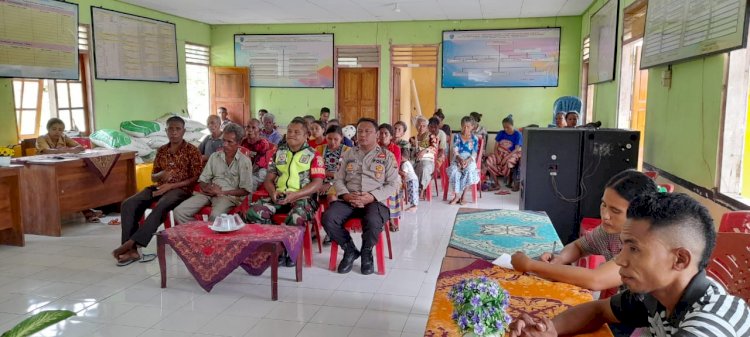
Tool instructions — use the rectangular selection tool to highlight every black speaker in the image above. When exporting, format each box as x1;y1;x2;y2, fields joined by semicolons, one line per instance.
519;128;639;245
520;128;583;244
578;129;640;219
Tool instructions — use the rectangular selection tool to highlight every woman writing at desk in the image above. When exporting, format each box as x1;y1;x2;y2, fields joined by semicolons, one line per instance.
36;118;84;154
37;118;101;222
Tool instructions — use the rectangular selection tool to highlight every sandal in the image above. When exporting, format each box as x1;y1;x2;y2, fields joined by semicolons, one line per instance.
139;253;157;263
108;219;121;225
495;190;511;195
116;255;140;267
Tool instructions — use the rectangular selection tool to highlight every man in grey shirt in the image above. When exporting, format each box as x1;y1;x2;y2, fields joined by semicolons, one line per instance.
199;115;223;161
322;118;401;275
174;123;253;223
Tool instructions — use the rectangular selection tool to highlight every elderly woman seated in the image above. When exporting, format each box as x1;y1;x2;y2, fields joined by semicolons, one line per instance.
485;114;522;193
446;116;480;205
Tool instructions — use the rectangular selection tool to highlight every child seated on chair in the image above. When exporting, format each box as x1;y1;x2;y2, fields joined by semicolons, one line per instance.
316;125;350;203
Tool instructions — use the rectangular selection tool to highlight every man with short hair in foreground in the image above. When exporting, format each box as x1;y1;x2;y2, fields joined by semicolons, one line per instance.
510;193;750;337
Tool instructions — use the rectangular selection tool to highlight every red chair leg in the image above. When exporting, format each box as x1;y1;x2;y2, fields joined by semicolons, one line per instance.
425;184;432;202
471;184;477;203
328;241;339;271
314;208;323;253
384;222;393;259
303;223;313;267
376;231;386;275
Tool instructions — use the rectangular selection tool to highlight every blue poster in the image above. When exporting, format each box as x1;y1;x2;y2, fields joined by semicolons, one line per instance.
442;28;560;88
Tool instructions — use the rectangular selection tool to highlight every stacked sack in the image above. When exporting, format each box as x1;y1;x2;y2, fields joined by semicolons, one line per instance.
90;113;208;164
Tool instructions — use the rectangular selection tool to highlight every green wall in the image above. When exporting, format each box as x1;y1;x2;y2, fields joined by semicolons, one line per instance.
211;17;582;130
0;0;211;138
581;0;724;189
0;79;16;146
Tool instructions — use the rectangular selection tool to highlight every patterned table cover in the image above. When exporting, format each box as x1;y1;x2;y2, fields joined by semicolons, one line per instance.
160;222;304;292
449;208;563;259
425;259;613;337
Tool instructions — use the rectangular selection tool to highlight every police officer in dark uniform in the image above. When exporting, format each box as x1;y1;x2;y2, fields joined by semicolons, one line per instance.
322;118;401;275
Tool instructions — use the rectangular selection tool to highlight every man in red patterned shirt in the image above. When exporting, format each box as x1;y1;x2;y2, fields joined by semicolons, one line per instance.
112;116;203;266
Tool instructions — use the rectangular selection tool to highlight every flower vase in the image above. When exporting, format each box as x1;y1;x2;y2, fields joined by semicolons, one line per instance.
0;156;10;167
463;332;500;337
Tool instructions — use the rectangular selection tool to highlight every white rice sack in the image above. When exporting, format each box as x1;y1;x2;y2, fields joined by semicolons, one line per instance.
120;120;162;137
145;135;169;149
90;129;131;149
120;137;154;157
155;113;206;132
184;130;205;143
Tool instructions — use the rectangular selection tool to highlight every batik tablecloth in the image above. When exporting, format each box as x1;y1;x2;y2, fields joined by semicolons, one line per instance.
449;208;563;259
425;259;613;337
160;222;304;292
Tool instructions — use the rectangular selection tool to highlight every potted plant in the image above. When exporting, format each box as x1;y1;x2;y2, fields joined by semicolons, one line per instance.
0;146;14;167
2;310;75;337
448;276;512;337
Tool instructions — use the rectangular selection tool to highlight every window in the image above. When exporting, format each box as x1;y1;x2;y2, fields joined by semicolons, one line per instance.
719;41;750;201
581;36;595;124
336;46;379;68
185;43;210;124
13;25;92;139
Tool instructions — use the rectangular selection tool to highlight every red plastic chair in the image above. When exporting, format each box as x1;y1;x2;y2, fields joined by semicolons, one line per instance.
706;232;750;302
139;201;175;229
271;212;319;268
576;218;606;270
643;171;658;180
252;186;270;202
192;196;248;222
71;137;92;149
425;157;447;202
719;211;750;233
328;218;389;275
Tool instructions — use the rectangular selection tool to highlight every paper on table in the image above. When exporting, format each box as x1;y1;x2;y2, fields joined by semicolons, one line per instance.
492;253;513;269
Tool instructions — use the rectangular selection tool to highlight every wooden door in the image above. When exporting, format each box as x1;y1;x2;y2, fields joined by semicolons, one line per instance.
209;66;250;127
630;45;648;169
391;67;401;124
338;68;378;126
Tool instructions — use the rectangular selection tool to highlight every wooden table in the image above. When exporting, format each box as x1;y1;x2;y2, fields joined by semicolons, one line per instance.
425;256;613;337
426;208;612;337
17;150;136;236
0;165;24;246
157;222;304;300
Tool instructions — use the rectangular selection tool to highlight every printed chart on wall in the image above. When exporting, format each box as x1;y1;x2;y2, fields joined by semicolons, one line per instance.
588;0;618;84
91;7;179;82
0;0;79;80
442;28;560;88
641;0;749;69
234;34;334;88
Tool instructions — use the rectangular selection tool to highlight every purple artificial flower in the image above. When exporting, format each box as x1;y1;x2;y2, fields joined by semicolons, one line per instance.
496;320;505;330
470;295;482;308
451;311;459;321
488;286;499;297
472;313;481;324
459;315;469;329
474;323;485;335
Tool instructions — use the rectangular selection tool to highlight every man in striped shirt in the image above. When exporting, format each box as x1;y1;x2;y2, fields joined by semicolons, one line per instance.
510;193;750;337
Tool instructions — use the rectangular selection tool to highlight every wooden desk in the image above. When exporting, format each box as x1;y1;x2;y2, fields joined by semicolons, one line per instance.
0;166;24;246
18;151;136;236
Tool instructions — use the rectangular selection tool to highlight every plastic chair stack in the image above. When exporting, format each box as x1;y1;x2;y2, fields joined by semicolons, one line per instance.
719;211;750;233
706;232;750;302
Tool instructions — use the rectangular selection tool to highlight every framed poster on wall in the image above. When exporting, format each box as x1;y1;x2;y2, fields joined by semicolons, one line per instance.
641;0;749;69
0;0;79;80
91;7;179;83
234;34;334;88
441;28;561;88
588;0;619;84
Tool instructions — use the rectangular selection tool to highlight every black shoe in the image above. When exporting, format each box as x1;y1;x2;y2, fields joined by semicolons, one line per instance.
337;241;360;274
360;249;374;275
323;235;331;246
284;255;296;267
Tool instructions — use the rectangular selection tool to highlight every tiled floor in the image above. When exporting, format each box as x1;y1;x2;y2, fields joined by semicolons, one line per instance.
0;190;520;337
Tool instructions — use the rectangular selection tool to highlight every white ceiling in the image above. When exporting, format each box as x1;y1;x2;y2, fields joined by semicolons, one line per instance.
118;0;595;25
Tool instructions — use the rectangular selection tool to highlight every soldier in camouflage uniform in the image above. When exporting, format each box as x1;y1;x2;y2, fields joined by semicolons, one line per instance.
244;118;324;266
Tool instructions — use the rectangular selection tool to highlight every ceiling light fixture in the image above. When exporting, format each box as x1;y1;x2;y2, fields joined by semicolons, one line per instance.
393;3;401;12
